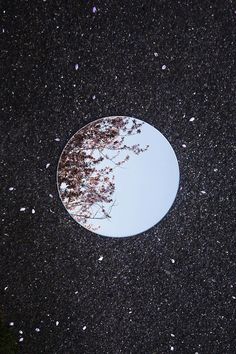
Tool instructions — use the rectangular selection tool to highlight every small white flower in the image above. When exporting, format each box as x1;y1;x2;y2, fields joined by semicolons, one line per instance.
19;337;24;342
170;346;174;351
9;322;14;326
171;259;175;264
32;209;35;214
19;330;23;334
9;187;14;191
189;117;195;122
20;207;26;212
60;182;68;191
182;144;186;148
46;163;50;169
35;328;40;332
154;52;158;57
55;138;60;141
82;325;87;331
92;6;97;13
200;190;207;194
75;63;79;70
56;321;59;326
98;256;103;261
162;64;167;70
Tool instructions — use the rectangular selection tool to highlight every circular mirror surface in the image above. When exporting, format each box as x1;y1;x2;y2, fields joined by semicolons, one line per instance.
57;116;179;237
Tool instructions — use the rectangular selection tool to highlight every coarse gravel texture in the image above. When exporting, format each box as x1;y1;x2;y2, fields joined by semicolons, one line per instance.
0;0;235;353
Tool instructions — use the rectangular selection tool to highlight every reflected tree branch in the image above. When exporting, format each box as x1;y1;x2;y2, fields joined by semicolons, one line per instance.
58;117;149;230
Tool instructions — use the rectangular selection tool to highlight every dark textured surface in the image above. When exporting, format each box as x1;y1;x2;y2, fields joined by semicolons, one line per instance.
1;1;236;353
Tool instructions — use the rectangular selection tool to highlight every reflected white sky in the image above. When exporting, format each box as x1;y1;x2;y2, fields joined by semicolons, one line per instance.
68;118;179;237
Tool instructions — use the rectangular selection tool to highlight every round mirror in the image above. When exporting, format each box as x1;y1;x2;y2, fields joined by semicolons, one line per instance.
57;116;179;237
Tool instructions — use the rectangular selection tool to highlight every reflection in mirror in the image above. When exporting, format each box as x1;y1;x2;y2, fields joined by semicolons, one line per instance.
57;116;179;237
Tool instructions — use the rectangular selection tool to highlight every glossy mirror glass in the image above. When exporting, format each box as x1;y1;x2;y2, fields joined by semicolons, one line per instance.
57;116;179;237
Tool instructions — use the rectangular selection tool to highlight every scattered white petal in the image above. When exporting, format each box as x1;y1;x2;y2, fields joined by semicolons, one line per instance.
82;325;87;331
154;52;158;57
75;291;78;294
171;259;175;264
35;328;40;332
170;346;174;351
171;333;175;337
232;296;236;299
189;117;195;122
49;194;53;198
9;187;14;191
2;28;5;33
19;337;24;342
214;168;218;172
75;63;79;70
128;310;132;314
20;207;26;212
46;163;50;169
98;256;103;261
56;321;59;326
182;144;186;148
32;209;35;214
9;322;14;326
4;286;8;291
200;190;207;194
19;330;23;334
55;138;60;141
92;6;97;13
92;95;96;100
162;64;167;70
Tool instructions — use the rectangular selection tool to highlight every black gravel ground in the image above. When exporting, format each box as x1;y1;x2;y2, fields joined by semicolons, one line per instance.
1;1;235;353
